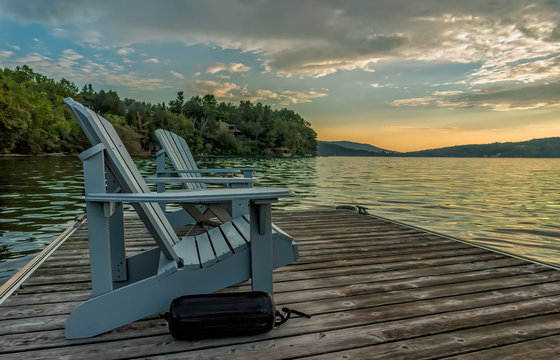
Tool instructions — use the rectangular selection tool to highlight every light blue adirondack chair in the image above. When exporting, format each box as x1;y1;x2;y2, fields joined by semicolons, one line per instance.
63;98;299;339
151;128;258;228
153;129;294;245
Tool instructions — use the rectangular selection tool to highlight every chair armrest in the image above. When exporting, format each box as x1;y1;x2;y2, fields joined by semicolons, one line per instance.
157;169;241;174
157;168;260;175
146;177;258;184
85;187;293;203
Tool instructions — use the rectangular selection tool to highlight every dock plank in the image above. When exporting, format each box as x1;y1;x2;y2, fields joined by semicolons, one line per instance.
1;209;559;359
448;333;560;359
302;314;560;360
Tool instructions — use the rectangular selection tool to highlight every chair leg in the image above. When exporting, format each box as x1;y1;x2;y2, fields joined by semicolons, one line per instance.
249;201;273;294
109;202;127;282
86;202;114;296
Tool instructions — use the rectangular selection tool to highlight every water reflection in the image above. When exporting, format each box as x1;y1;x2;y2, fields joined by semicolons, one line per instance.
1;155;560;284
203;156;560;267
0;156;86;283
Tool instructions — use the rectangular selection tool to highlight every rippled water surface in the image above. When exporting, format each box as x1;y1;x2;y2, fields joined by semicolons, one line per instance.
1;156;560;284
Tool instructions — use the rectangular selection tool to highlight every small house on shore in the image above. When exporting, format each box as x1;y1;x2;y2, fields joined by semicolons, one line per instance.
220;121;242;137
272;147;291;157
145;142;162;154
80;100;96;111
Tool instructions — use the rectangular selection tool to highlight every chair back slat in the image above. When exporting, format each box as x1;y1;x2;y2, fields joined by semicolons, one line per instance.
155;129;206;190
163;130;199;188
65;98;181;262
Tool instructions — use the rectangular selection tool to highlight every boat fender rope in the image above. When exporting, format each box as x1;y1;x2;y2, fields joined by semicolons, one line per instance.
356;205;369;215
275;307;312;326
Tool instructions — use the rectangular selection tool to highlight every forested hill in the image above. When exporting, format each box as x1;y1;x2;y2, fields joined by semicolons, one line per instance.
317;141;396;156
404;137;560;158
0;65;317;156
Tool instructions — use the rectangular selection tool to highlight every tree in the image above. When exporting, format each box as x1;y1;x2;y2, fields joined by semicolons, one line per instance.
59;78;79;95
0;65;317;156
168;91;184;114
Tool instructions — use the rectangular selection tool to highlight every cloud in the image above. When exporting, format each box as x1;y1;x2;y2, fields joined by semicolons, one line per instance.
103;73;172;91
1;47;171;92
108;62;124;71
188;80;240;99
206;62;252;74
117;47;135;55
3;51;90;84
52;27;104;46
468;54;560;85
13;52;51;63
392;96;439;107
255;89;278;99
392;81;560;111
170;70;184;79
264;35;405;78
144;57;160;63
277;90;328;104
83;59;108;72
188;79;328;105
62;49;83;60
2;0;560;81
0;50;14;57
370;83;397;88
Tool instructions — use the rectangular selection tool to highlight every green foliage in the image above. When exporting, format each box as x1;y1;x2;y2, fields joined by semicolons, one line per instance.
0;66;86;154
0;66;317;156
104;114;144;156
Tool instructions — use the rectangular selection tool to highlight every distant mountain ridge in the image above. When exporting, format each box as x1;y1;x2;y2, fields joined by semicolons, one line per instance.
317;141;396;156
404;137;560;158
317;137;560;158
325;141;393;153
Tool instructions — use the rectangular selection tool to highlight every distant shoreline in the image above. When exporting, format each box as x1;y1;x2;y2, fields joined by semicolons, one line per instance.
3;153;560;159
0;153;70;157
318;137;560;158
318;155;560;159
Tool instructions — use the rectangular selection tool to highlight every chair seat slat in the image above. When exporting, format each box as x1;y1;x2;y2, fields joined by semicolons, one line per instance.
219;222;248;251
207;226;233;261
195;232;217;267
173;237;200;269
232;218;251;243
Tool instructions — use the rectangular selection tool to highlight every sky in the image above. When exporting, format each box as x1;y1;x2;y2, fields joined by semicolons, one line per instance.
1;0;560;152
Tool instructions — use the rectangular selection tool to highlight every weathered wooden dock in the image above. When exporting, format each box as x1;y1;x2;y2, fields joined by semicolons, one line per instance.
2;209;560;359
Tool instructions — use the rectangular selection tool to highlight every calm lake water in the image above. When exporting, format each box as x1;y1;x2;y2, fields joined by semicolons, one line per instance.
1;156;560;285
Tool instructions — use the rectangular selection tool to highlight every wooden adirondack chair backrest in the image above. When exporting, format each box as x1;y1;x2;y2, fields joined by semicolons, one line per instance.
65;98;181;262
154;129;206;190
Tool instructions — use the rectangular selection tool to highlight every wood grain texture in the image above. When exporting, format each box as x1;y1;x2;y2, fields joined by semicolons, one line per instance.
2;209;559;359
